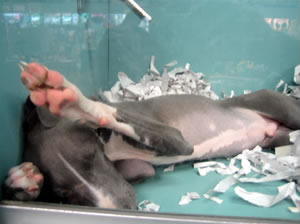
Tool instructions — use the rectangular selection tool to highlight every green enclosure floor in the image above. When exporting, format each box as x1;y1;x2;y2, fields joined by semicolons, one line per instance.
134;159;300;221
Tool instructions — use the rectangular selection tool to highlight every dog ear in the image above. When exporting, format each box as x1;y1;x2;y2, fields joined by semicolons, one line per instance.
114;159;155;183
36;106;60;128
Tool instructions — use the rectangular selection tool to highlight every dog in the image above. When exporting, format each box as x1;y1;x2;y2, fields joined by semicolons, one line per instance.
3;62;300;209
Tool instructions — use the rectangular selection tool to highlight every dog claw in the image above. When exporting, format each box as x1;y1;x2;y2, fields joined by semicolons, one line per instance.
18;64;24;71
42;65;49;71
19;61;28;71
20;61;28;66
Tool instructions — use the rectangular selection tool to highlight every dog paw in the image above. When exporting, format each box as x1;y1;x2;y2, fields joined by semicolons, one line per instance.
19;62;78;115
3;162;44;201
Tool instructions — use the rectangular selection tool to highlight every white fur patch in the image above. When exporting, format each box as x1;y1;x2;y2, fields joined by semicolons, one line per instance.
104;128;248;165
57;153;117;208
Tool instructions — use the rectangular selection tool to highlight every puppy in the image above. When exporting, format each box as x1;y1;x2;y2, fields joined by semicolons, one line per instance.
3;62;300;209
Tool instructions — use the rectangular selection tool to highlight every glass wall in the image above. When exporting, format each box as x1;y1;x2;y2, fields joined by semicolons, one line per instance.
0;0;112;189
0;0;299;222
109;0;300;94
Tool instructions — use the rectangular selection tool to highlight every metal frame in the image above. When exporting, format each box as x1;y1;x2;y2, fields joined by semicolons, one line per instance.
0;201;298;224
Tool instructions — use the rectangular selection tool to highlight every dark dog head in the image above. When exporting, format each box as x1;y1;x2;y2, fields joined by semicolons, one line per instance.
22;98;136;209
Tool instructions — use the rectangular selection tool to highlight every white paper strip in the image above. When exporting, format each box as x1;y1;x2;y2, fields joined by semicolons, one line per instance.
203;194;223;204
213;176;238;193
138;200;160;212
178;195;192;205
187;192;201;199
275;145;293;158
288;207;300;213
149;56;160;76
178;192;201;206
238;171;297;183
197;167;216;176
163;164;175;172
193;161;226;169
275;80;285;91
289;186;300;212
234;182;295;207
293;64;300;85
289;130;300;143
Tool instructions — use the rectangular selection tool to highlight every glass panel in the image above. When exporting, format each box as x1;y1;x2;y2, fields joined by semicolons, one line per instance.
108;0;300;220
0;0;299;222
109;0;300;94
0;0;109;197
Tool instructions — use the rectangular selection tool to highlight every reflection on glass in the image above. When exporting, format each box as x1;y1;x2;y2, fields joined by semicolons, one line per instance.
44;13;61;25
138;17;150;32
265;18;289;31
1;11;127;63
20;14;31;28
80;13;89;24
72;13;79;25
112;14;126;26
2;12;127;28
3;13;21;24
62;13;72;25
264;17;300;39
31;13;40;26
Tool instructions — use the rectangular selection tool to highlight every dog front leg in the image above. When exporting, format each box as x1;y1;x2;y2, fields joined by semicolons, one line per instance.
20;62;193;156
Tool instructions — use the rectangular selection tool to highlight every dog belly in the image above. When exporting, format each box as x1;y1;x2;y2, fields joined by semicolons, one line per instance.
157;108;279;164
105;108;279;165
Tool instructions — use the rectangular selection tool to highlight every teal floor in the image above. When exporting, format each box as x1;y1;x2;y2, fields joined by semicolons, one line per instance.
134;159;300;221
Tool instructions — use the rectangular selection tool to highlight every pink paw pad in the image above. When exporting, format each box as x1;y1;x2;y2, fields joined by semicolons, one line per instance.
47;88;78;115
46;70;64;88
19;62;78;115
5;162;44;201
30;89;47;106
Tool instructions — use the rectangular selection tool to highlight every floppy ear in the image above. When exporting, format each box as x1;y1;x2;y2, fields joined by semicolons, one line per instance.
36;106;60;128
114;159;155;184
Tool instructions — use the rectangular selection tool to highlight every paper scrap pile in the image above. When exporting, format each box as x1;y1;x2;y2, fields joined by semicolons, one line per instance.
101;56;219;102
194;141;300;212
